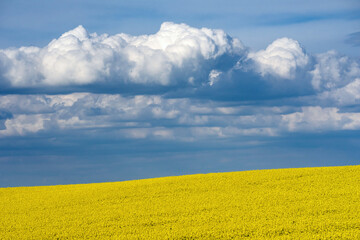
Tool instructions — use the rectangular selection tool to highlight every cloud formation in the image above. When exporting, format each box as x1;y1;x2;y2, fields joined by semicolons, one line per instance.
310;51;360;91
0;22;360;140
0;22;244;89
248;38;309;79
1;92;360;139
1;22;358;103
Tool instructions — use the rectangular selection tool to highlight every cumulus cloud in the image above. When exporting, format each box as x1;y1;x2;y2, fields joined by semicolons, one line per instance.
281;106;360;132
0;22;359;103
0;22;244;89
248;38;309;79
310;51;360;91
319;78;360;106
1;114;49;136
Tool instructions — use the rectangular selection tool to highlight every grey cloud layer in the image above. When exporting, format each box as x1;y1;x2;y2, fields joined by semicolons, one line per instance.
1;93;360;139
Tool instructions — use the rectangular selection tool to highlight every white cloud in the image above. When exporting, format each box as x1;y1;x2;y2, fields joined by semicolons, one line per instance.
208;69;222;86
0;95;52;114
319;78;360;105
46;93;90;107
0;22;244;87
0;47;42;86
1;22;359;99
248;38;309;79
190;126;277;138
281;106;360;132
310;51;360;91
0;114;48;136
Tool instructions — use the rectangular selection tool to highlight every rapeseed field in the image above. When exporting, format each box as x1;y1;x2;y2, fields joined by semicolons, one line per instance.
1;165;360;239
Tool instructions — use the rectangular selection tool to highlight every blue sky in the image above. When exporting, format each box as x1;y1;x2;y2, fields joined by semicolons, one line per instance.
0;0;359;187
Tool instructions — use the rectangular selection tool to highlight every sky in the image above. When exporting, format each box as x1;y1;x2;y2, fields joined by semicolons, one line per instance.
0;0;359;187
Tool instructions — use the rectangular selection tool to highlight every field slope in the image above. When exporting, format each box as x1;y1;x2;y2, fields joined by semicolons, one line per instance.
1;165;360;239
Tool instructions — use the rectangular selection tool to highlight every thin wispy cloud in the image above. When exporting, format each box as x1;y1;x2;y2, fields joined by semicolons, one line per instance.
345;31;360;47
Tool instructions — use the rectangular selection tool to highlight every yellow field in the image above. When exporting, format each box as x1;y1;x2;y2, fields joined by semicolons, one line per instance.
1;165;360;239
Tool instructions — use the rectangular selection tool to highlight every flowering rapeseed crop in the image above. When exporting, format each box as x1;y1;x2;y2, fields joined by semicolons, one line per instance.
1;165;360;239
